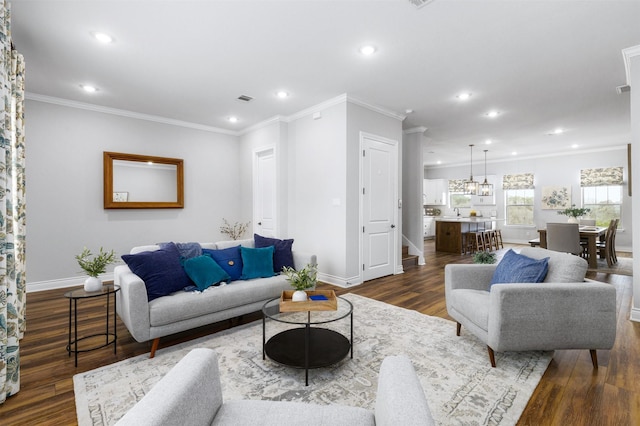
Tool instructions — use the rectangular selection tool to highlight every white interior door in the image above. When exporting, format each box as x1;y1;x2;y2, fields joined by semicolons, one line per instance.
362;133;398;281
253;147;276;237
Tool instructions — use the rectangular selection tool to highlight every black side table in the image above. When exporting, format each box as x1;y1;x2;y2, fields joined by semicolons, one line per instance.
64;284;119;367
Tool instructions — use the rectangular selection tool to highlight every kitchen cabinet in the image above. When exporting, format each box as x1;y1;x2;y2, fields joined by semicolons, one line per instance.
435;221;463;253
424;216;435;238
424;179;447;205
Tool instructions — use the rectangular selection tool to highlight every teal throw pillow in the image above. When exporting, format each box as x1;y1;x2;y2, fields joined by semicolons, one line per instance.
490;249;549;286
182;255;231;291
240;246;275;280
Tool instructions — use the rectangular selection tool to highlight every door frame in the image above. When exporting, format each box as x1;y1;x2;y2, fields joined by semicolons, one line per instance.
253;145;277;237
359;131;400;283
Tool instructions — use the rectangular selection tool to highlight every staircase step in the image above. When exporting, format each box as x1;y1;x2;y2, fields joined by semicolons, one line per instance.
402;254;419;269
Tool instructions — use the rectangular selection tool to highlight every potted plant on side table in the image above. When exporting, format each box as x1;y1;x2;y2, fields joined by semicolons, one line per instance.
76;247;117;292
282;263;318;302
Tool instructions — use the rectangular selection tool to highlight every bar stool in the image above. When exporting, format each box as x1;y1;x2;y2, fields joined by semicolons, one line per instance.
494;229;504;249
465;232;486;253
484;230;497;251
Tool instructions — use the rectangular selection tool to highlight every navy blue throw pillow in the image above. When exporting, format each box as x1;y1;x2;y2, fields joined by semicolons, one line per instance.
254;233;294;273
490;249;549;286
203;246;243;281
122;242;192;301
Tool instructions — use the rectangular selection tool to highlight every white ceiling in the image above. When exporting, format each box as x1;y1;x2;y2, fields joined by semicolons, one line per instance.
11;0;640;166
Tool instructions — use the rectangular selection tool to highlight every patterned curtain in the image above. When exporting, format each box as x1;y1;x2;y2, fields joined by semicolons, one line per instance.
502;173;534;190
580;167;624;186
1;0;26;404
448;179;466;193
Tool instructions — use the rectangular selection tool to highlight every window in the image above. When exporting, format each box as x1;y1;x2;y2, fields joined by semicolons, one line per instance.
503;173;535;226
580;167;624;227
448;179;471;208
505;189;535;226
582;186;622;227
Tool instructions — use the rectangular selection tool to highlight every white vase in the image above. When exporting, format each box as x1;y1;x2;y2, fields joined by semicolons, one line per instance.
84;276;103;292
567;217;579;224
292;290;308;302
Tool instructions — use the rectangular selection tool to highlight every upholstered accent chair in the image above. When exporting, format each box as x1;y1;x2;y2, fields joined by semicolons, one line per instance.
546;222;583;255
445;247;617;368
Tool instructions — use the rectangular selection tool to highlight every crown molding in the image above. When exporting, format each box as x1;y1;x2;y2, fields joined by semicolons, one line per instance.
346;95;406;121
27;91;406;137
25;92;239;136
237;115;288;136
404;126;428;135
425;144;628;169
622;45;640;86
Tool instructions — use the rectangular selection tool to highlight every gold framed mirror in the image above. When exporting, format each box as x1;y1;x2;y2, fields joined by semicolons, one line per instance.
103;152;184;209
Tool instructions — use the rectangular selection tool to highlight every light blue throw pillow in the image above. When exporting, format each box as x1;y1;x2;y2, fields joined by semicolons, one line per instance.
490;249;549;286
240;246;275;280
182;255;231;291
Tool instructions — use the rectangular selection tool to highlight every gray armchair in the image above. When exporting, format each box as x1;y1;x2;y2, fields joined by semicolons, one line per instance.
445;247;616;367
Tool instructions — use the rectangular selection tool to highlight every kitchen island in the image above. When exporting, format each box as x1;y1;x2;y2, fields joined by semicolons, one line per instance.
435;217;498;254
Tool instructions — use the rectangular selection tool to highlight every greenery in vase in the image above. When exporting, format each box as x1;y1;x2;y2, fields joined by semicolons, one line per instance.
473;251;497;264
557;204;591;218
220;218;251;240
76;247;117;277
282;263;318;291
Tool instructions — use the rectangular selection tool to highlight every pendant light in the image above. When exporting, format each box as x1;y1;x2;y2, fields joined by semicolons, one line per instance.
479;149;493;196
463;144;479;195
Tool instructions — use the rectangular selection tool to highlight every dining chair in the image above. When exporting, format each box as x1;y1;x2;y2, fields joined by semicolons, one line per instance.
546;222;583;255
597;219;618;267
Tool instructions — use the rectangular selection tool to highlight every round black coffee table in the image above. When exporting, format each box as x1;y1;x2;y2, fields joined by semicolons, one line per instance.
262;295;353;386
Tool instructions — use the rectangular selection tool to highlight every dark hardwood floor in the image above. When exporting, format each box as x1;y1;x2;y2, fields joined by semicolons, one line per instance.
1;241;638;425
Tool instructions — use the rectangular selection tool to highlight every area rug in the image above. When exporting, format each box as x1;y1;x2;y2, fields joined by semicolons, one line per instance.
588;256;633;276
74;294;552;426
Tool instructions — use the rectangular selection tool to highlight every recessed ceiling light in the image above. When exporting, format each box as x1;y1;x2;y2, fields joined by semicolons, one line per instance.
91;32;113;44
276;91;289;99
571;144;579;149
511;151;517;156
485;139;492;144
228;116;239;123
456;92;472;101
405;109;414;114
485;110;500;118
359;45;377;56
436;160;442;165
80;84;98;93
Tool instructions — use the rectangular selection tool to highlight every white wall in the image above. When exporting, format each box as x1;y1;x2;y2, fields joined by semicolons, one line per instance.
287;102;348;283
26;100;240;290
402;128;427;264
627;47;640;322
425;146;632;250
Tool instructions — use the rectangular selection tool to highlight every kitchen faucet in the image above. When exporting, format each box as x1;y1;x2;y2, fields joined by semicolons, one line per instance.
454;207;460;217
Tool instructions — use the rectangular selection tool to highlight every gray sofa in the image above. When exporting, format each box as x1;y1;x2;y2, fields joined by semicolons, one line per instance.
115;348;434;426
115;239;316;357
445;247;616;367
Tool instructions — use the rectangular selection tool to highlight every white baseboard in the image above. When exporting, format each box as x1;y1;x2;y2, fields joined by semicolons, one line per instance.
630;307;640;322
27;273;114;293
318;272;361;288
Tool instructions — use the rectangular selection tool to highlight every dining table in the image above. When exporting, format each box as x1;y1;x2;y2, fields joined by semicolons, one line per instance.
537;226;607;269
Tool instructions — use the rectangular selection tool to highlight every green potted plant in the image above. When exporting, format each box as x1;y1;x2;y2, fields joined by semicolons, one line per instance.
473;251;497;264
76;247;117;292
282;263;318;301
557;204;591;223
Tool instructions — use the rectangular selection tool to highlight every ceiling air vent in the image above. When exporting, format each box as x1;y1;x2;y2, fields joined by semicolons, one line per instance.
237;95;254;102
408;0;436;9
